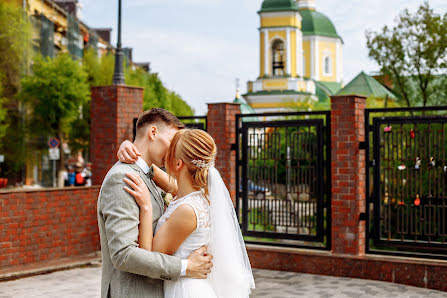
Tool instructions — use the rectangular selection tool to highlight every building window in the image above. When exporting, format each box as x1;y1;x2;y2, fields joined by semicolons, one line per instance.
271;39;285;76
323;56;332;76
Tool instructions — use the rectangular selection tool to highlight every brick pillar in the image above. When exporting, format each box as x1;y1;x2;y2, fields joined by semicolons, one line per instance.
207;103;240;204
90;85;143;185
330;95;367;255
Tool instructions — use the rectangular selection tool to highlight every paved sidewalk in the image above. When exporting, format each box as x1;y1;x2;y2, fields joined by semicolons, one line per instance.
0;266;446;298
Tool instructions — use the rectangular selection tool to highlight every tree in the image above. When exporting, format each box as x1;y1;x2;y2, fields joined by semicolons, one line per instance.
0;1;32;99
366;2;447;107
83;48;114;87
0;2;32;182
20;53;90;186
125;66;194;115
0;86;7;141
68;48;114;155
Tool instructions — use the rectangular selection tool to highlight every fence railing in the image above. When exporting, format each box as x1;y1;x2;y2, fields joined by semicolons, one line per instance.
365;106;447;259
177;116;207;131
234;111;331;249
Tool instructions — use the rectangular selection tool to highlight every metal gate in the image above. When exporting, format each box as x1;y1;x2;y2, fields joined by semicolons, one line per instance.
365;107;447;258
235;111;331;249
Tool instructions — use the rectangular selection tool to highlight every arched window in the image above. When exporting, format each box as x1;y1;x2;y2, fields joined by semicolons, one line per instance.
271;39;285;76
323;56;332;75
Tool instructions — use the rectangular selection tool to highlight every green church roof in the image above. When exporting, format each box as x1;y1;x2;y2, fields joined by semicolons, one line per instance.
336;71;397;99
315;81;343;102
260;0;299;13
233;95;259;122
299;9;340;39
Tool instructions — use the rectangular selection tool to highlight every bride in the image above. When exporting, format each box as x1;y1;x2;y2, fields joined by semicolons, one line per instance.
121;129;255;297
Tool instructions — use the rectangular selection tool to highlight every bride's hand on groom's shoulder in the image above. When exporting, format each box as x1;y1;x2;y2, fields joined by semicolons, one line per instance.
186;246;213;279
123;173;152;212
118;140;141;163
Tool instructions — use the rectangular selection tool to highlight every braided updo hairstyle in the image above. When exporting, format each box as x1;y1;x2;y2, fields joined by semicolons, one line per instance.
165;129;217;197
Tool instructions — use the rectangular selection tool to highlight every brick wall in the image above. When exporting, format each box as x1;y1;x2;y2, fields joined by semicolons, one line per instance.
90;85;143;185
330;95;367;255
207;103;240;204
0;187;100;274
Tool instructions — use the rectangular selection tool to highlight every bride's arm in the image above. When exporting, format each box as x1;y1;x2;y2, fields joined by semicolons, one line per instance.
124;173;195;254
118;140;178;196
151;164;178;197
123;173;153;250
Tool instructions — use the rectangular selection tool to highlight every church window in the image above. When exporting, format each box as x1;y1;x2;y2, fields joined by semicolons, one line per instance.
271;39;285;76
323;56;332;76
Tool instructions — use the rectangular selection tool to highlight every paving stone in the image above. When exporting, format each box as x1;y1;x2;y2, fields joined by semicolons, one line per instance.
0;267;446;297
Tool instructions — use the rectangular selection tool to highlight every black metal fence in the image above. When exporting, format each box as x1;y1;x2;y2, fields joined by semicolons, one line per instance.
177;116;207;131
365;106;447;259
235;111;331;249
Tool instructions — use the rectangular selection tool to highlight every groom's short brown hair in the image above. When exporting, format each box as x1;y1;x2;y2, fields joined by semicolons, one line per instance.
136;108;185;137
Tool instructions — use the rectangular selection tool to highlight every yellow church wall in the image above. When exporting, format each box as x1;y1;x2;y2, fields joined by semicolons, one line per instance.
261;16;300;28
262;78;288;90
251;102;304;109
268;30;286;42
318;40;337;82
260;31;265;77
290;30;297;77
303;40;311;77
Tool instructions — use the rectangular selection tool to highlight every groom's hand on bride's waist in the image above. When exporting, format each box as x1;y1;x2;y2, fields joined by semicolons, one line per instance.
185;246;213;279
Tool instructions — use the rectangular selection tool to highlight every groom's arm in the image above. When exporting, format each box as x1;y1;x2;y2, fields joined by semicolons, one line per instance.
100;171;181;281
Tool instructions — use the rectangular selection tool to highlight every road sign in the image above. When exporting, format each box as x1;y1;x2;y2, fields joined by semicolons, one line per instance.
0;155;4;163
48;138;60;148
49;148;60;160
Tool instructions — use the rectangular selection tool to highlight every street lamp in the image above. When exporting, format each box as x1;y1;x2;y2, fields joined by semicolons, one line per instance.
112;0;125;85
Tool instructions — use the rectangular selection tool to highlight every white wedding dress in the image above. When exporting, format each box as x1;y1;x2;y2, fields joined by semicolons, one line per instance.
156;167;255;298
155;190;217;298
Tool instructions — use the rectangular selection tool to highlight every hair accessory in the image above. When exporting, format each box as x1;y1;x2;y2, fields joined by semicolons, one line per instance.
191;159;215;169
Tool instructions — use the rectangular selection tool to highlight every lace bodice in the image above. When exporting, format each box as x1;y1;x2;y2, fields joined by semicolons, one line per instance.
155;190;211;258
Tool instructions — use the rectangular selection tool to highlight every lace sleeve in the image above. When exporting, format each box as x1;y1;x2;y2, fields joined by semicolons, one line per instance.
179;195;210;229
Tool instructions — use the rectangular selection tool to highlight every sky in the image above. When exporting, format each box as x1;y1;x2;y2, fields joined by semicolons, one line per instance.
79;0;447;115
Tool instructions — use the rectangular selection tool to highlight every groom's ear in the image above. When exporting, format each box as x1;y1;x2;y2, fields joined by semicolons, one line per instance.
147;125;158;141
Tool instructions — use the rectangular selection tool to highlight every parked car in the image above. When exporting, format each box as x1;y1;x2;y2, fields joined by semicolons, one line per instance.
240;179;271;199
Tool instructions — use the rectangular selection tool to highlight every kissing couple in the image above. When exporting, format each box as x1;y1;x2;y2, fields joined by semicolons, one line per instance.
97;108;255;297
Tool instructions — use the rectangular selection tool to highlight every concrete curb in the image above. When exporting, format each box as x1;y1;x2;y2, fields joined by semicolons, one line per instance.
0;252;101;282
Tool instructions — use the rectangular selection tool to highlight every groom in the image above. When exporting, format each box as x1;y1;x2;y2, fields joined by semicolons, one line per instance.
97;108;213;298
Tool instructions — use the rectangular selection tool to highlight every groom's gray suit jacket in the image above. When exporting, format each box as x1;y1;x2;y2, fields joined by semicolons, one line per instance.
97;162;181;298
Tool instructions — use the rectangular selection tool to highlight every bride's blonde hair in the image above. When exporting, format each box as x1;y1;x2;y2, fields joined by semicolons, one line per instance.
165;129;217;197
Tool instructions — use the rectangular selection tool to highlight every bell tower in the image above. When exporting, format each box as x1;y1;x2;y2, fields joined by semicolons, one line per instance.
244;0;316;113
258;0;303;78
244;0;343;112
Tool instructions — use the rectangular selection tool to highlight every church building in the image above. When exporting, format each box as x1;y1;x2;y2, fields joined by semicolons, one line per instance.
243;0;343;113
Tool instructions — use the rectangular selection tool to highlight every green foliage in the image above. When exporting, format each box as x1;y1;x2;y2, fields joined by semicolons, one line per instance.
0;2;32;180
83;48;114;87
366;2;447;107
0;1;32;99
67;49;114;154
125;66;194;116
20;53;90;138
0;89;7;142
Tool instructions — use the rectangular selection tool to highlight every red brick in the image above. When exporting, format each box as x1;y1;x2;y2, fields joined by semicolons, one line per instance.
330;95;366;256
